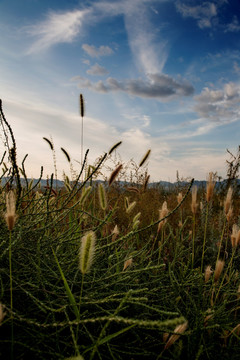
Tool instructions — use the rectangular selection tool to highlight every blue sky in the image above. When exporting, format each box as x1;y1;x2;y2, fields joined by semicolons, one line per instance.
0;0;240;181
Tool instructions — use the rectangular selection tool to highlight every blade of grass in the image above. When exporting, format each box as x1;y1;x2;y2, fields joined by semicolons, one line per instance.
52;247;79;320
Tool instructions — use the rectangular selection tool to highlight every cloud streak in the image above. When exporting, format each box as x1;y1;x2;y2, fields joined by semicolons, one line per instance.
26;9;88;54
74;73;194;100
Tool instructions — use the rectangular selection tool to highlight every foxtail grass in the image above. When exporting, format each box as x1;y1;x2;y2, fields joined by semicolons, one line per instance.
139;149;151;167
108;164;122;186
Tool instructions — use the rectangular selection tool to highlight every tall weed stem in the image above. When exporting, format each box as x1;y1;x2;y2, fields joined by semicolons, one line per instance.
9;230;14;359
192;213;196;268
201;203;209;272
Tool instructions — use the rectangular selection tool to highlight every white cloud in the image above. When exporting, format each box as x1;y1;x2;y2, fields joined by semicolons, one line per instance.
194;82;240;122
82;44;114;57
176;1;217;29
73;73;194;100
26;9;88;53
86;63;109;76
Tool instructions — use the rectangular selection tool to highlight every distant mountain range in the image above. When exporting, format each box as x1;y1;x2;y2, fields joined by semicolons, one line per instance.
1;177;238;190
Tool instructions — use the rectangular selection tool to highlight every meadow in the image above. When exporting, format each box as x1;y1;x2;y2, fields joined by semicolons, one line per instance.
0;98;240;359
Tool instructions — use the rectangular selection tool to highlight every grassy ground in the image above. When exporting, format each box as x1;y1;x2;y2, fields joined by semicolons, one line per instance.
0;160;240;359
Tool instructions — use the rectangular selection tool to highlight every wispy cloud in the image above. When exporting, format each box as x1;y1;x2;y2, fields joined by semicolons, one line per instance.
122;113;151;128
123;2;168;74
224;16;240;33
176;1;217;29
73;73;194;100
25;0;168;75
25;9;88;54
233;61;240;74
82;44;114;57
86;63;109;76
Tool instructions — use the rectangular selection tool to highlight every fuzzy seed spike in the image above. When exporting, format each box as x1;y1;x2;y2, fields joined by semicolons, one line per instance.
98;183;108;211
5;190;18;231
108;164;123;186
139;149;151;167
43;137;54;150
214;259;225;282
108;141;122;155
164;321;188;350
191;185;198;214
143;174;150;192
206;172;216;202
80;94;85;118
61;147;71;162
79;231;96;274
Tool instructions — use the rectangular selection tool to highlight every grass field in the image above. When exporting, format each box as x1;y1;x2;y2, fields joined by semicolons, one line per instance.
0;99;240;359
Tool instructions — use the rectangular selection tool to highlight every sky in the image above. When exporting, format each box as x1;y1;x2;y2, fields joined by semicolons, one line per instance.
0;0;240;182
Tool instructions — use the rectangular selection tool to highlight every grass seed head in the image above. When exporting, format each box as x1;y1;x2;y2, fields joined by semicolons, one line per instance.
61;147;71;162
139;149;151;167
43;137;54;150
205;265;213;283
111;225;119;242
226;205;233;222
224;186;233;215
206;172;216;203
108;141;122;155
123;257;133;271
80;94;85;118
108;164;123;186
126;201;136;214
157;201;169;233
164;321;188;350
143;174;150;192
214;259;225;282
98;183;108;211
231;224;240;247
191;185;198;214
79;231;96;274
4;190;18;231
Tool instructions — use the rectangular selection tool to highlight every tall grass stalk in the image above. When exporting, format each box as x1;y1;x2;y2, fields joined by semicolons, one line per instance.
4;190;18;359
201;172;216;272
80;94;84;181
191;185;198;268
200;202;209;272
